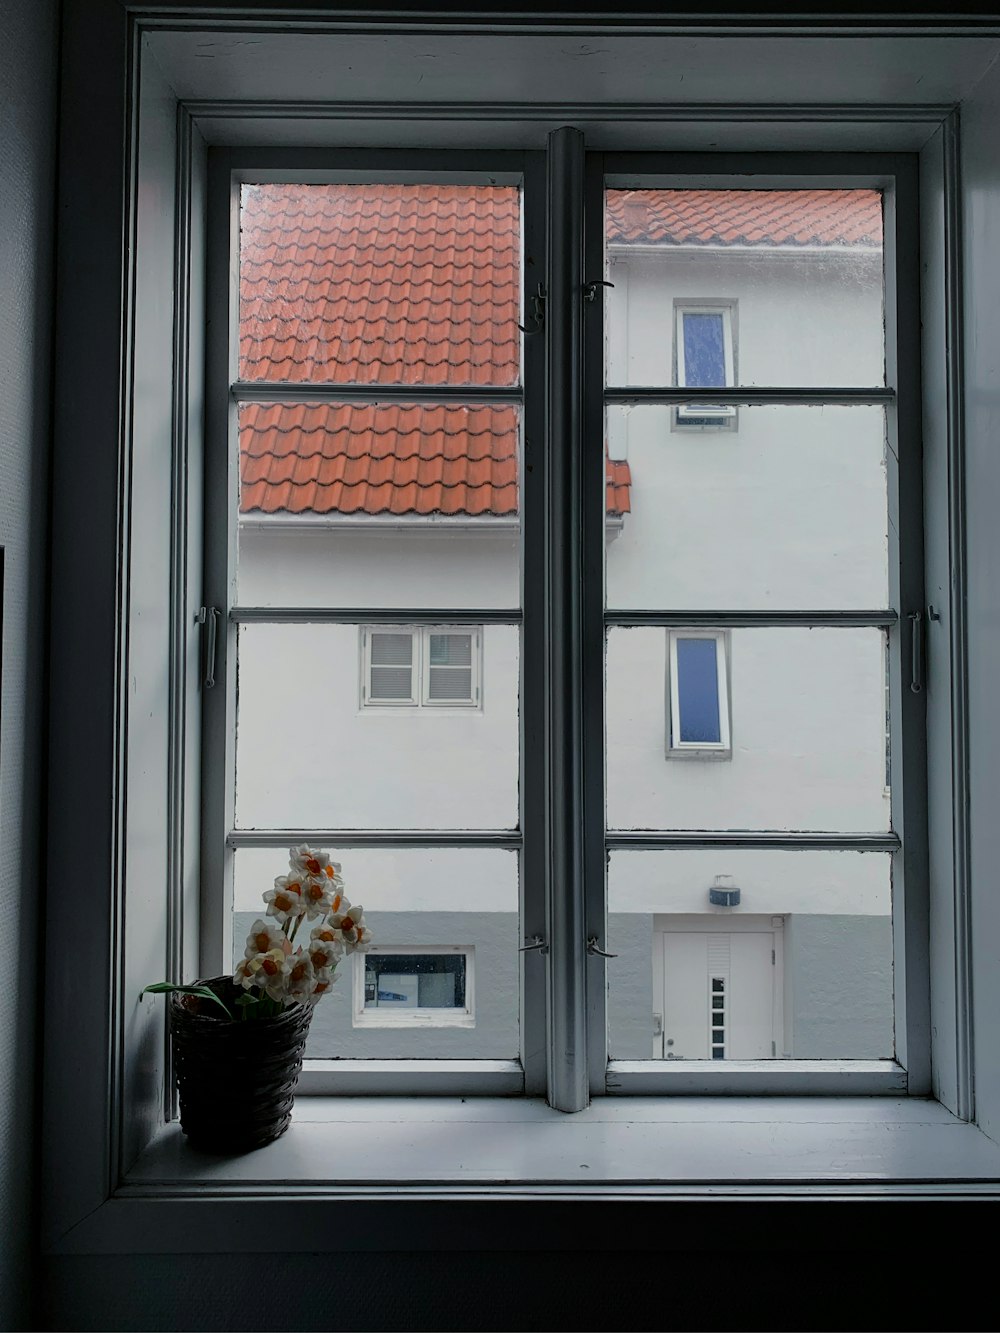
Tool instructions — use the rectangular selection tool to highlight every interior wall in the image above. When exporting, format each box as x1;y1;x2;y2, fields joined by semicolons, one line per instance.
0;0;57;1328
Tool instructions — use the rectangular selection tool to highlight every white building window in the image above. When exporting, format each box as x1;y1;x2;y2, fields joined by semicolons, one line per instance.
362;627;481;708
674;301;737;427
666;630;731;756
354;946;475;1028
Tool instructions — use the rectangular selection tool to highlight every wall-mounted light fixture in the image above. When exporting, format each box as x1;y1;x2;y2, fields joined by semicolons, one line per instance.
708;874;741;908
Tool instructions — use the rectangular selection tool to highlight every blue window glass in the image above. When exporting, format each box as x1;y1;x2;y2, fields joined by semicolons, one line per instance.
682;311;727;388
676;637;722;744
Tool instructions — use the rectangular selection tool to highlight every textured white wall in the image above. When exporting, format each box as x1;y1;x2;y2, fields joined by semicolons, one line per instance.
0;0;57;1326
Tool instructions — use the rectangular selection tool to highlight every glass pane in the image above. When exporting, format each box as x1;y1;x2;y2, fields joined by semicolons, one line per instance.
239;183;521;386
607;849;893;1060
676;638;721;743
430;633;472;666
607;626;890;832
371;632;413;665
604;405;889;612
363;954;467;1010
235;623;518;829
681;312;727;387
605;188;885;388
236;400;521;609
233;846;518;1059
370;666;413;701
427;667;473;701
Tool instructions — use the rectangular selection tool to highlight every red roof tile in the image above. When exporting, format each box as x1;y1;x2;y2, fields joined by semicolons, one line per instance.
240;184;520;386
605;188;883;248
240;401;631;518
238;185;876;518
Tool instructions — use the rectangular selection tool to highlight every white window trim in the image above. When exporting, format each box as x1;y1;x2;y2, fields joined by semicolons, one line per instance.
361;625;482;710
675;300;737;424
352;944;476;1029
666;629;732;757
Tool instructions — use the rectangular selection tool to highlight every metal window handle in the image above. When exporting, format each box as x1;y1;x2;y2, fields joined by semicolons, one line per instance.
520;934;548;954
909;610;923;694
583;279;614;302
587;936;618;958
198;606;220;689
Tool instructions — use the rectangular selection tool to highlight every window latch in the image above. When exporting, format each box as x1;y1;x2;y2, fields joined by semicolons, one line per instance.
520;934;548;954
197;605;220;689
586;936;618;959
908;609;923;694
583;278;614;302
518;284;546;336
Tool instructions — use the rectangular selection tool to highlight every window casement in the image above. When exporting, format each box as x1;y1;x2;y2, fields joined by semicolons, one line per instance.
665;630;731;757
199;138;923;1113
361;626;481;708
674;300;737;427
354;945;475;1028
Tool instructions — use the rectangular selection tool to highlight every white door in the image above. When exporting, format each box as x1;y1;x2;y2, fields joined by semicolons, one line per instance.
660;928;778;1059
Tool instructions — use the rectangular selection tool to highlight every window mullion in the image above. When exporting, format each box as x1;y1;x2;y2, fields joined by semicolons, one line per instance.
544;126;590;1112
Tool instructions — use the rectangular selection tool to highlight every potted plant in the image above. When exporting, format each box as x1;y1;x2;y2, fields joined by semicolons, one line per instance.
143;844;372;1152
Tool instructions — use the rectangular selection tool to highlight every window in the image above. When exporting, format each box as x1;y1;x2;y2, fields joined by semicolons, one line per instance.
674;301;737;426
207;153;918;1104
355;946;474;1028
361;627;481;708
666;630;731;757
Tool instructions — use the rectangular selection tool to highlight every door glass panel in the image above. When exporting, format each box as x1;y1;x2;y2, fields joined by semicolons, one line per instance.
605;188;885;388
233;847;518;1059
607;849;894;1061
239;183;522;387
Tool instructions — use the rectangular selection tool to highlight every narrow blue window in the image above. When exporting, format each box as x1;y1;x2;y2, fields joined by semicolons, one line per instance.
682;311;727;388
676;638;721;744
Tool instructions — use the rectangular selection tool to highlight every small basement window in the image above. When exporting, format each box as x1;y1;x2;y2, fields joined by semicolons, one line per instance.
354;947;475;1028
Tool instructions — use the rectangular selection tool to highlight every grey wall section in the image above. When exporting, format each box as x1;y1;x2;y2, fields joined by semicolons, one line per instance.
0;0;57;1327
785;915;894;1059
607;914;655;1058
234;911;519;1058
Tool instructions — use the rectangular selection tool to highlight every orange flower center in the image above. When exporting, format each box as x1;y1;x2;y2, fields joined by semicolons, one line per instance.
305;857;321;875
262;958;278;976
324;865;335;879
254;933;269;952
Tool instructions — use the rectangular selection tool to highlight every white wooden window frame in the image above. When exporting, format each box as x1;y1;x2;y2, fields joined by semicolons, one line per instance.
352;944;476;1029
674;300;738;425
41;13;1000;1264
361;626;481;709
666;629;732;757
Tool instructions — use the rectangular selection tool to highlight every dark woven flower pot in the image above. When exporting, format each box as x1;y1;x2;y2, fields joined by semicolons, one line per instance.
169;976;313;1153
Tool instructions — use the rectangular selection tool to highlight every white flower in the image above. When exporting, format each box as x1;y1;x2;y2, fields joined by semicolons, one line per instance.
329;903;372;952
306;933;343;973
289;844;334;879
235;947;286;999
281;951;316;1005
262;875;307;923
242;919;287;960
300;875;336;921
305;968;338;1005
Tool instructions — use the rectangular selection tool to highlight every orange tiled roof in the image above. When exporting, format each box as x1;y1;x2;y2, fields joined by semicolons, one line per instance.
240;400;631;518
238;185;877;518
605;188;883;248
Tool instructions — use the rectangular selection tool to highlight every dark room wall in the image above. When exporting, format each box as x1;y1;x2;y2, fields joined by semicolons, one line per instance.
0;0;58;1328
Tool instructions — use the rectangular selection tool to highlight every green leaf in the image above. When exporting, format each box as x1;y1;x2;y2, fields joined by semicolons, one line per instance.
141;982;235;1020
234;993;258;1007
